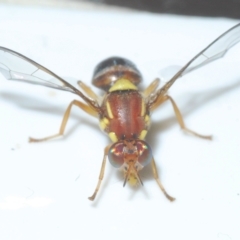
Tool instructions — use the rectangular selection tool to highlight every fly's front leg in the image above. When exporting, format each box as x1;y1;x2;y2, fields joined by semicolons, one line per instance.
29;100;98;142
77;81;101;103
151;158;175;202
151;95;212;140
88;145;111;201
143;78;160;98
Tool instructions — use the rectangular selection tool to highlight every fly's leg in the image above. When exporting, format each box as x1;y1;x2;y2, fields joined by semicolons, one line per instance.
165;95;212;139
88;145;111;201
77;81;101;103
151;95;212;140
29;100;98;142
143;78;160;98
151;158;175;202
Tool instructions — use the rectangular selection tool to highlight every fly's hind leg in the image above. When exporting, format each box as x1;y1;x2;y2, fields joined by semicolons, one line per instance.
88;145;111;201
151;95;212;140
29;100;98;142
151;158;175;202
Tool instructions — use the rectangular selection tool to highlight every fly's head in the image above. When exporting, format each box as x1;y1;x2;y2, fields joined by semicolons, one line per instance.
108;139;152;186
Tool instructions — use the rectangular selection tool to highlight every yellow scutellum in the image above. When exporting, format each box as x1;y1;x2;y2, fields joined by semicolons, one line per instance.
109;78;137;92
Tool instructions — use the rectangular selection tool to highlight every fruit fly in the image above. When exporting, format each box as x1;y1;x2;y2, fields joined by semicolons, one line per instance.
0;23;240;201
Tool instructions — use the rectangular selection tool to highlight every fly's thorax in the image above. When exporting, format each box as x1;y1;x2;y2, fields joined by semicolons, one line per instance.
92;57;142;91
98;78;151;142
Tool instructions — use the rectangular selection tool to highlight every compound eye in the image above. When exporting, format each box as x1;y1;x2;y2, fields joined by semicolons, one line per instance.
108;142;125;168
136;140;152;167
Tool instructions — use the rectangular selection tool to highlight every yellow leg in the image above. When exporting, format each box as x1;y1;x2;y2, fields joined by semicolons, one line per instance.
88;145;111;201
77;80;100;102
29;100;98;142
151;158;175;202
143;78;160;98
152;95;212;140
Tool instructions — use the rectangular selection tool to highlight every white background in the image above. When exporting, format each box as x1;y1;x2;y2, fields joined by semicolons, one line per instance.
0;3;240;240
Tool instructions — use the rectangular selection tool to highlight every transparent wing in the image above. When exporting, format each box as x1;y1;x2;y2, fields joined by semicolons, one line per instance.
159;23;240;81
0;46;102;113
158;23;240;95
0;46;76;93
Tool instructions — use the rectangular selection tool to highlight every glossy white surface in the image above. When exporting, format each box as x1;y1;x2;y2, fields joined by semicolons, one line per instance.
0;4;240;240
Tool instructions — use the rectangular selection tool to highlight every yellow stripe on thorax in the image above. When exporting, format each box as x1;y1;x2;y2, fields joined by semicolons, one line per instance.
106;101;114;119
139;130;147;140
109;132;118;142
141;99;146;116
99;117;109;131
